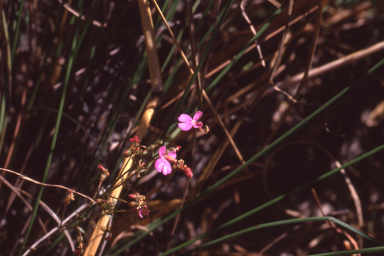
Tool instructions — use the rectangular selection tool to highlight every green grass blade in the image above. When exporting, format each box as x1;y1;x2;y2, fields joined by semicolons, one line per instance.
0;94;6;155
308;246;384;256
73;0;101;59
187;216;383;253
11;0;25;63
0;11;11;155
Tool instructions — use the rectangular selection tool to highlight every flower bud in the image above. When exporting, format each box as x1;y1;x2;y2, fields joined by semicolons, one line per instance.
183;167;193;178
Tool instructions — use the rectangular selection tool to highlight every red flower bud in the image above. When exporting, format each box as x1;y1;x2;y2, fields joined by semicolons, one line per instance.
183;167;193;178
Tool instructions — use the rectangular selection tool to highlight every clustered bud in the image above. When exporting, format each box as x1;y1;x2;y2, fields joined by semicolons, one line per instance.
98;164;110;186
128;193;150;218
96;199;115;216
74;226;84;255
64;189;75;208
175;160;193;178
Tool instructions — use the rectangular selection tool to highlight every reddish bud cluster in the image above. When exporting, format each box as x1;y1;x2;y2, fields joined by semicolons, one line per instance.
183;167;193;178
129;136;140;144
175;160;193;178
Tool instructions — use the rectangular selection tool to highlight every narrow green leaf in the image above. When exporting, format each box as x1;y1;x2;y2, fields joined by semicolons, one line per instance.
187;217;384;253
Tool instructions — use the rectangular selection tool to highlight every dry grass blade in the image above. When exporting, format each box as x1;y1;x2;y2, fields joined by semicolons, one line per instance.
240;0;266;67
264;0;322;146
202;90;245;164
56;0;108;27
0;168;96;204
139;0;163;93
275;40;384;88
151;0;193;75
0;175;48;237
191;86;270;198
311;189;360;255
4;142;34;217
18;190;75;254
184;0;203;108
161;5;320;112
22;204;88;256
3;82;26;170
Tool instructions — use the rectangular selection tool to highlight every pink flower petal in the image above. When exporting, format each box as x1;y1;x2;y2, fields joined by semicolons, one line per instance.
158;146;166;158
168;150;177;159
155;159;164;173
162;161;172;175
178;114;192;123
193;111;203;121
178;122;193;131
192;121;203;128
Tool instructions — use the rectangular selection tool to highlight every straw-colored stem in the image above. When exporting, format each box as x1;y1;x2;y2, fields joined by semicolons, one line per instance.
83;0;161;254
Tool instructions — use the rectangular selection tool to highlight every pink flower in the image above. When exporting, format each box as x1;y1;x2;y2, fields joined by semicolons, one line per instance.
178;111;203;131
155;146;177;175
138;206;150;218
